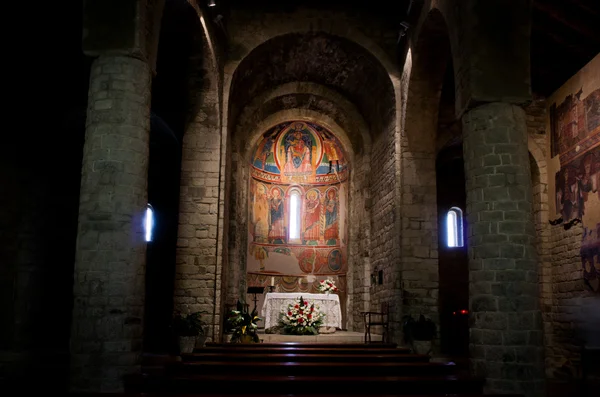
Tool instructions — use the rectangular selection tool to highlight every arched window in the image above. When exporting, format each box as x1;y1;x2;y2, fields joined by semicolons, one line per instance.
446;207;464;248
288;190;302;243
145;204;155;242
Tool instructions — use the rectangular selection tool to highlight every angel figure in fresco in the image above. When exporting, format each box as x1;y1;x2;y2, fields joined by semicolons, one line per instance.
324;189;339;244
268;187;286;244
252;183;270;242
282;123;313;178
303;189;321;244
258;133;276;170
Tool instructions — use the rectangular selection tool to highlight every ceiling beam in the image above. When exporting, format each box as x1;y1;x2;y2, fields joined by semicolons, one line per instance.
533;1;600;44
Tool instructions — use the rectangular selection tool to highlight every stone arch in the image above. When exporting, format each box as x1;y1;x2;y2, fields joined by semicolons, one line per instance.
171;1;226;342
528;136;552;367
225;12;400;79
400;8;455;322
226;108;368;331
225;31;397;142
234;82;371;162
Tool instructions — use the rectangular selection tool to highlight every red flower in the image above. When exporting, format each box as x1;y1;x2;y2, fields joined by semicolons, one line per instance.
288;311;292;316
299;310;303;315
320;280;324;283
307;314;312;319
304;301;308;306
298;318;304;323
311;307;314;312
295;304;299;308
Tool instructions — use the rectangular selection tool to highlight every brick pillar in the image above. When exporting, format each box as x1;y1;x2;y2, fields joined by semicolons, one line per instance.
70;55;151;392
462;103;545;397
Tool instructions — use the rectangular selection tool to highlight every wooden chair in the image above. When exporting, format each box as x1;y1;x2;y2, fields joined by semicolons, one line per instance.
363;302;390;343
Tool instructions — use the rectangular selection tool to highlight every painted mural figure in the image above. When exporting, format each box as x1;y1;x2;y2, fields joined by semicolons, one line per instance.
258;134;275;171
324;189;339;244
283;123;313;178
303;190;321;244
557;166;582;221
322;131;344;172
252;183;270;242
268;188;286;243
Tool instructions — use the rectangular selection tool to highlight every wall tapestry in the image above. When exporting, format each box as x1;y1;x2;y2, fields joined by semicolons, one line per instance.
247;121;349;291
551;87;600;292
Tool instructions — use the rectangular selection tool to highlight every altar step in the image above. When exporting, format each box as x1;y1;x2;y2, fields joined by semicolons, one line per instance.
126;343;525;397
256;330;380;343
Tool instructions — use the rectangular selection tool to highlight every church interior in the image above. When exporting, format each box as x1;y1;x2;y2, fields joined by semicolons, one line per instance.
2;0;599;396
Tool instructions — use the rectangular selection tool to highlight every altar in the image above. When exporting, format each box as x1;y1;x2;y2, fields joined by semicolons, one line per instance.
261;292;343;329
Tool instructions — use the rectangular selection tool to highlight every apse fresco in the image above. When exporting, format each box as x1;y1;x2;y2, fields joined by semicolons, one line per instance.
247;121;349;291
551;87;600;292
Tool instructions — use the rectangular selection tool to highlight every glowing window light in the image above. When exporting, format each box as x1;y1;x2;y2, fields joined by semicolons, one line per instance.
145;204;154;242
289;192;301;240
446;207;464;248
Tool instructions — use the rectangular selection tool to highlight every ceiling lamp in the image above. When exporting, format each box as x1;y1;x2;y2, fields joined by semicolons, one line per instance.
208;0;216;7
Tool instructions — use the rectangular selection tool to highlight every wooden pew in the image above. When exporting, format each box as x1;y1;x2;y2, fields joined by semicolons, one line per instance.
181;352;431;363
205;342;398;349
195;346;412;355
146;373;486;395
168;360;458;377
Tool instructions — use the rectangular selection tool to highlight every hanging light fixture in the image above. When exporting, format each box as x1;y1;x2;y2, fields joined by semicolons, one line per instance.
208;0;216;7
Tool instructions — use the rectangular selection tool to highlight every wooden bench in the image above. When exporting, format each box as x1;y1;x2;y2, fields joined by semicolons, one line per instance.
169;360;458;376
181;352;431;363
146;373;486;395
205;342;398;348
195;346;412;354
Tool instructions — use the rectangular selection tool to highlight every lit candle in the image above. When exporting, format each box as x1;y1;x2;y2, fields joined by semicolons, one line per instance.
271;277;275;286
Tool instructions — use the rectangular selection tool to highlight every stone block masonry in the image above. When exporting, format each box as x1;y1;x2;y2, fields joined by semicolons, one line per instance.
70;55;151;392
462;102;545;397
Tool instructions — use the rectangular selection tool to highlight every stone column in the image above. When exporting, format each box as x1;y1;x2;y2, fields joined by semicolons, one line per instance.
462;102;544;397
70;55;151;392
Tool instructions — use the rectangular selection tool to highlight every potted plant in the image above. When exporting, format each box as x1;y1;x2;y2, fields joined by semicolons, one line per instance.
401;314;437;355
225;300;261;343
172;311;208;354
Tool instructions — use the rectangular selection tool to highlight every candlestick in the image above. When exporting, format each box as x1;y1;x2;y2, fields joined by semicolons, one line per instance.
271;277;274;286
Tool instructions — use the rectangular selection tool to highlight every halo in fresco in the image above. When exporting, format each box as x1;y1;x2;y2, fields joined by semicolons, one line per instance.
251;121;349;184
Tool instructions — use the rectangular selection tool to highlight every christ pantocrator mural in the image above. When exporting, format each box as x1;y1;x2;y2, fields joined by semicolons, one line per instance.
247;121;350;294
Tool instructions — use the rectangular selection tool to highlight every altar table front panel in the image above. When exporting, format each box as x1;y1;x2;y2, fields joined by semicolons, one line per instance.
260;292;342;329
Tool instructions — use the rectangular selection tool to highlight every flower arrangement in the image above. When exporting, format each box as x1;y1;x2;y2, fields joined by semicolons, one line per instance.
225;300;262;343
279;296;325;335
317;278;338;293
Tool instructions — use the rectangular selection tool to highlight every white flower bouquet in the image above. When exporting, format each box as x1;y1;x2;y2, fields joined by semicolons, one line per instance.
317;278;338;293
279;296;325;335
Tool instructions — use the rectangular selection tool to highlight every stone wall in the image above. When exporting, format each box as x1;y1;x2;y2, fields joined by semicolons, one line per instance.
174;33;223;340
369;117;402;339
525;97;555;376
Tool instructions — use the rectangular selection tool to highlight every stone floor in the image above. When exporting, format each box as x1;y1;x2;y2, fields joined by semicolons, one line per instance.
256;330;382;343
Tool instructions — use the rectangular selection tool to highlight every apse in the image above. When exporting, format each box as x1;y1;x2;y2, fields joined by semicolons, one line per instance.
246;120;350;296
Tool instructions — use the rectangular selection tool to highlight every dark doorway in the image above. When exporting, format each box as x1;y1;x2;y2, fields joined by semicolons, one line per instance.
436;144;469;357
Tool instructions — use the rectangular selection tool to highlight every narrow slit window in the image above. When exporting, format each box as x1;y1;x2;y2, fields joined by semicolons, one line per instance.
446;207;464;248
289;191;301;242
145;204;154;242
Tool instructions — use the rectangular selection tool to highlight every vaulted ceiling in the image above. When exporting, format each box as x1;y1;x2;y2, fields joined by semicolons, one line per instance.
207;0;599;97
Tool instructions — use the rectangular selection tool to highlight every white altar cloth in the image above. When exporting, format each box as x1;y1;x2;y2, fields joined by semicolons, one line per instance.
261;292;342;329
